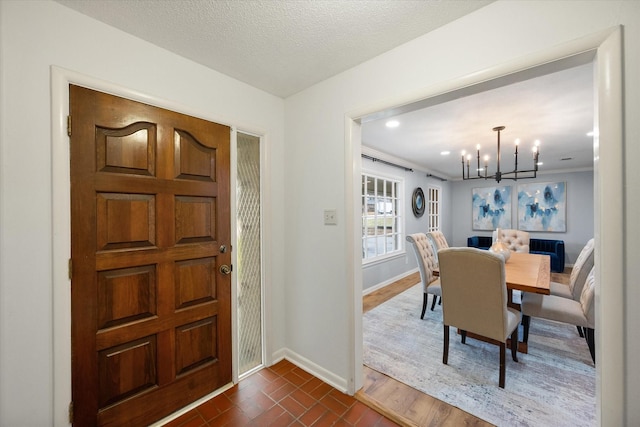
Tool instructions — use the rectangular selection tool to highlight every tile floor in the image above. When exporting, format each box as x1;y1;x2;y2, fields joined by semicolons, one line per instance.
163;359;399;427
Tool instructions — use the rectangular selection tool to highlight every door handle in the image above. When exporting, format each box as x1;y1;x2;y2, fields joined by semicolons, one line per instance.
219;264;232;275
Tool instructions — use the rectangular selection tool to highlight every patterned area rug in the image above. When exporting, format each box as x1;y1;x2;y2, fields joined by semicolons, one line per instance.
363;284;596;427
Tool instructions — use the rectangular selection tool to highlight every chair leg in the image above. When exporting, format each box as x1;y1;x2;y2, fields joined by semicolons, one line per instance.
421;293;428;319
438;296;442;306
577;325;584;338
430;294;437;311
585;327;596;363
499;343;506;388
443;325;449;364
522;315;531;344
460;330;467;344
510;328;519;362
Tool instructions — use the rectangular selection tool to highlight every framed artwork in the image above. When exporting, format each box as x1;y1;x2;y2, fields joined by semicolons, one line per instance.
412;187;425;217
517;181;566;232
472;186;512;230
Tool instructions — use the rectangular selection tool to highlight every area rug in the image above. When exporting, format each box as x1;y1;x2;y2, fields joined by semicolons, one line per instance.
363;284;596;427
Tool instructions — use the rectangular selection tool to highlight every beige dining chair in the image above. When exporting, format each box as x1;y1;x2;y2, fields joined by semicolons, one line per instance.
426;230;449;261
492;229;530;253
521;267;596;363
549;238;594;337
406;233;442;319
438;247;521;388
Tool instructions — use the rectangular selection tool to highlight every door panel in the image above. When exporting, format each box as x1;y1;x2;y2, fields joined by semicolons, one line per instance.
70;85;231;426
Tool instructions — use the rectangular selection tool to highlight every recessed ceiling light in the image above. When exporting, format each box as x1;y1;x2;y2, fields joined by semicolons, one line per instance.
385;120;399;128
440;151;450;156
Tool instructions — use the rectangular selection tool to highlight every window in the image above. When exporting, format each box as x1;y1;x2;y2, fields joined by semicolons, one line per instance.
427;186;441;232
362;173;403;262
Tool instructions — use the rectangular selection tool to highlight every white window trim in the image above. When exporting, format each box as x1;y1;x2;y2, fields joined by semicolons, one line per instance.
361;169;405;265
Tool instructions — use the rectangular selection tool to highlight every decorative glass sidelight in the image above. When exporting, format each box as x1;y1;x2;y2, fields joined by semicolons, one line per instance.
237;132;263;375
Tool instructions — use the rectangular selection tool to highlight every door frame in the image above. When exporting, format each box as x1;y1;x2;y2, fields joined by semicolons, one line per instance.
51;67;268;425
346;26;624;424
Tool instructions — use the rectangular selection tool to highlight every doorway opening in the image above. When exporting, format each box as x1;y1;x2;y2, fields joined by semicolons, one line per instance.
348;27;624;423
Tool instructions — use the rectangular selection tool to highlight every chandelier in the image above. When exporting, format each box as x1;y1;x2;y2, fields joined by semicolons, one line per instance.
461;126;540;183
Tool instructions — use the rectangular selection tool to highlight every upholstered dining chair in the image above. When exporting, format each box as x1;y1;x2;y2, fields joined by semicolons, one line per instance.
521;267;596;363
492;229;530;253
426;230;449;262
438;247;520;388
406;233;442;319
549;238;594;337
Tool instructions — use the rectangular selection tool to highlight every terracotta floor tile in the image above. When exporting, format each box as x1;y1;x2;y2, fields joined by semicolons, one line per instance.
290;388;317;409
267;410;296;427
292;367;314;382
354;408;384;427
256;367;280;382
328;389;357;408
266;380;297;402
161;360;397;427
284;370;311;387
262;376;289;395
319;394;349;417
247;403;285;426
196;395;233;421
307;382;333;400
279;395;307;418
342;401;369;424
311;410;339;426
208;406;251;426
375;416;400;426
332;419;353;427
299;377;324;395
162;411;206;427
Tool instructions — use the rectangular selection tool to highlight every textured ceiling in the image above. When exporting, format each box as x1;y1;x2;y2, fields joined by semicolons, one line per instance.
54;0;494;97
54;0;593;178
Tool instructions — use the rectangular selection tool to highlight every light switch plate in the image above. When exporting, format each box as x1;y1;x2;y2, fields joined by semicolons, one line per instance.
324;209;337;225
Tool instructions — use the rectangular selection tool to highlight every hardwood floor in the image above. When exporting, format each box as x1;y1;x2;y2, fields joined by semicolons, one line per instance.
357;268;571;427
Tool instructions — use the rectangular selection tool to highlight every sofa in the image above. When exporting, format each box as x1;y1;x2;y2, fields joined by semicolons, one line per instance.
467;236;565;273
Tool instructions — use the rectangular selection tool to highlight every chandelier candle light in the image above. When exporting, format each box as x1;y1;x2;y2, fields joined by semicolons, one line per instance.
462;126;540;183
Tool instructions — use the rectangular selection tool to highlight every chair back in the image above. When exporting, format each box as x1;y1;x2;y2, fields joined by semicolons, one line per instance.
438;247;509;342
492;229;530;253
426;231;449;263
406;233;438;292
580;267;596;328
569;238;595;300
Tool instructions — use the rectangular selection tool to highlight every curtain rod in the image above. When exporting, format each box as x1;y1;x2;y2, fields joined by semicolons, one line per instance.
426;173;448;182
361;154;413;172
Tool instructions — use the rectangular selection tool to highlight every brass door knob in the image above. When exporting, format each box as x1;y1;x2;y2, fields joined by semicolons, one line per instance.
219;264;232;275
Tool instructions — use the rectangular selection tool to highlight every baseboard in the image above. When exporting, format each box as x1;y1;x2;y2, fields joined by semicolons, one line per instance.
363;268;419;296
269;347;349;394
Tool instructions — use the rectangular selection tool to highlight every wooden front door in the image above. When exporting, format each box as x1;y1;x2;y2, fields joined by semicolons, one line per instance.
70;85;232;426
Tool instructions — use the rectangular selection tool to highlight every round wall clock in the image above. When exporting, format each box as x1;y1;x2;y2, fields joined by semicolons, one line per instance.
412;187;425;217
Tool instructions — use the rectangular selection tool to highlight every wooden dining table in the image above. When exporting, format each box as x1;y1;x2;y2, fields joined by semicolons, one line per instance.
434;251;551;353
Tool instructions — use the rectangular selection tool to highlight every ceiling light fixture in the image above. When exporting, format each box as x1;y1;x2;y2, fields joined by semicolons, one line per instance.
461;126;540;183
385;120;399;128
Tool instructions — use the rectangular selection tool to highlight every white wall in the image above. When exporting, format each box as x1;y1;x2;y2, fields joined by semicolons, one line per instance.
2;0;639;426
450;170;594;264
284;1;638;425
360;157;452;291
0;1;285;425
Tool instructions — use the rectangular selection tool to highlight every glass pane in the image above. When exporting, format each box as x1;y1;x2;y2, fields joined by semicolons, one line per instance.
237;133;262;375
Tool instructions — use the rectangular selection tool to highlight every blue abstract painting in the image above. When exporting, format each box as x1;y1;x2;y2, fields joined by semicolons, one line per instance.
518;182;566;232
472;186;512;230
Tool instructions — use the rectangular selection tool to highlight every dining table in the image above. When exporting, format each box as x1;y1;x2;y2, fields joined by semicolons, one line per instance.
434;251;551;353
